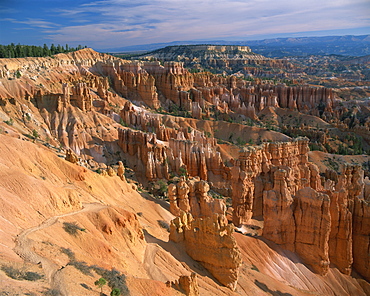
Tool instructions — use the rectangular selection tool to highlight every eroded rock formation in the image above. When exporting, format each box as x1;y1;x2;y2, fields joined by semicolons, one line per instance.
170;212;241;290
294;187;331;275
168;176;226;218
263;162;370;279
166;273;200;296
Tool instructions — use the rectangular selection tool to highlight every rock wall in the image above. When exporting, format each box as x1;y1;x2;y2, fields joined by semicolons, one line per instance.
294;187;331;275
353;197;370;281
263;163;370;279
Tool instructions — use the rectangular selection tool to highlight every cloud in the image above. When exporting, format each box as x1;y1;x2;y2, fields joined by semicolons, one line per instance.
6;18;59;28
3;0;370;47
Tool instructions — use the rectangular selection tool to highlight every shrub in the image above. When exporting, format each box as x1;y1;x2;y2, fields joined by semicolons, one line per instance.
60;247;75;260
62;222;85;236
157;179;168;196
157;220;170;232
251;264;259;272
4;118;13;126
1;265;43;281
111;288;121;296
32;129;39;139
24;271;43;281
179;167;187;177
236;137;246;146
69;260;93;276
43;289;61;296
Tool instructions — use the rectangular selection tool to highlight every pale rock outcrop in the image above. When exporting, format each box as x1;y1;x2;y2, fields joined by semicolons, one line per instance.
117;161;126;181
166;273;200;296
65;149;79;164
170;212;241;290
107;166;116;177
169;177;226;218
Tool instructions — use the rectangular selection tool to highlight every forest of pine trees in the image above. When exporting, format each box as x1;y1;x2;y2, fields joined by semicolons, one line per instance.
0;43;87;58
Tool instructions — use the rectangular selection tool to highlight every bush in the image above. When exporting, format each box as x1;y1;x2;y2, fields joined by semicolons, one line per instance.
157;220;170;232
97;268;130;296
4;118;13;126
60;247;75;260
62;222;85;236
32;129;39;139
43;289;61;296
1;265;43;281
24;271;43;281
179;167;187;177
157;179;168;196
68;261;93;276
111;288;121;296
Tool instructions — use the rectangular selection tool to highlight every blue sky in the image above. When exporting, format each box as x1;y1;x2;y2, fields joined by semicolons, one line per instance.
0;0;369;50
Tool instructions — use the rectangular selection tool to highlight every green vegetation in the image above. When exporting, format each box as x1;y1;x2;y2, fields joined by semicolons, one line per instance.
325;157;340;172
61;248;130;295
0;43;87;58
4;118;13;126
32;129;39;139
95;277;107;294
1;265;43;281
309;142;323;152
111;288;121;296
251;264;260;272
179;167;187;177
157;220;170;232
236;137;246;147
209;191;224;200
148;179;168;198
157;179;168;195
62;222;86;236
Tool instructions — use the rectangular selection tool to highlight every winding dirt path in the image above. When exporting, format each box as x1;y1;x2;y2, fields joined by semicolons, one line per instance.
13;202;108;296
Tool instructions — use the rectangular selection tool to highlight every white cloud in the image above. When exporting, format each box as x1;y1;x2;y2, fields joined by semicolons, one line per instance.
37;0;370;47
6;18;59;28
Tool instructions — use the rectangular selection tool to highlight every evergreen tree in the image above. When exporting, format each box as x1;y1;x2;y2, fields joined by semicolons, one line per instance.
0;43;87;58
43;44;50;56
50;43;56;55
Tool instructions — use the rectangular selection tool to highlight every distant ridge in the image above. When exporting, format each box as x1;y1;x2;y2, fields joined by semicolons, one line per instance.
99;35;370;57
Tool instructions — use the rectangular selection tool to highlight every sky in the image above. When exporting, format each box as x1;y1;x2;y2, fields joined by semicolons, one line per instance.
0;0;370;50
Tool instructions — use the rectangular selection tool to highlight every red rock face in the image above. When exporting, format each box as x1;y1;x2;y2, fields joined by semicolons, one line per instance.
262;162;370;278
328;189;353;275
263;169;296;250
294;187;331;275
170;212;241;291
353;192;370;281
